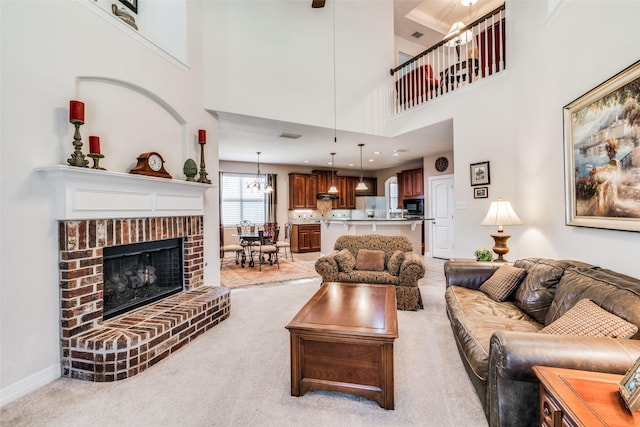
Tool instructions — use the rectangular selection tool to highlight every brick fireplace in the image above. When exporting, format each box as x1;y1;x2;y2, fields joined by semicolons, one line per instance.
39;166;230;382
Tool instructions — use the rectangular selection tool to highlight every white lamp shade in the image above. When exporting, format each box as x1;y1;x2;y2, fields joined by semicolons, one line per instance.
480;198;523;230
355;181;368;191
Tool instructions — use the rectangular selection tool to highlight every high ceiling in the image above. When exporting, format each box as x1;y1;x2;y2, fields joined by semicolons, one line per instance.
394;0;503;49
217;0;502;170
218;112;453;171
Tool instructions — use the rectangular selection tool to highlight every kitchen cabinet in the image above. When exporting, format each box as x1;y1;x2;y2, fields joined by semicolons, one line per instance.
291;224;321;252
333;176;356;210
289;173;318;209
398;168;424;201
313;170;334;194
355;177;377;196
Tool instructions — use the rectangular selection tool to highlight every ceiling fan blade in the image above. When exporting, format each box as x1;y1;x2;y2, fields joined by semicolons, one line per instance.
311;0;326;8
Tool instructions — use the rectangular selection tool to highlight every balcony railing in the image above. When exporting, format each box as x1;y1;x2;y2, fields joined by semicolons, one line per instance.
391;4;506;113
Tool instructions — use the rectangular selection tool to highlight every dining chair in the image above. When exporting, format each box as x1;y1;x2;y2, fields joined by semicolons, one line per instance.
219;225;244;266
255;229;279;271
276;223;293;261
262;222;278;245
236;220;259;267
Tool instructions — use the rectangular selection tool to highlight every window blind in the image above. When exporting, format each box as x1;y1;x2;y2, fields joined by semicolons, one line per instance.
221;173;266;226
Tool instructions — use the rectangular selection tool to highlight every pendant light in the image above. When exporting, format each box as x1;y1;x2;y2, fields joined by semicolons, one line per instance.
247;151;266;193
355;143;368;191
328;152;339;194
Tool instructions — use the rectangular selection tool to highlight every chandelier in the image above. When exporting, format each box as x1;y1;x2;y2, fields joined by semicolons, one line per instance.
246;151;273;193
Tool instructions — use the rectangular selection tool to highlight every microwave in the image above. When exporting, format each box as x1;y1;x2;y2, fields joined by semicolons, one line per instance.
403;198;424;216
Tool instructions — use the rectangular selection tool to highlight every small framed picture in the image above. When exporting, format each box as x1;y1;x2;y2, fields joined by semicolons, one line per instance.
619;356;640;412
474;187;488;199
470;161;490;186
120;0;138;14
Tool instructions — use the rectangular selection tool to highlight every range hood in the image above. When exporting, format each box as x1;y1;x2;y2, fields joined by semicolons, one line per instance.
317;193;339;200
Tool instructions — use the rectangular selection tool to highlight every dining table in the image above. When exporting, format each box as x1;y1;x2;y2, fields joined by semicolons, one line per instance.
233;233;260;267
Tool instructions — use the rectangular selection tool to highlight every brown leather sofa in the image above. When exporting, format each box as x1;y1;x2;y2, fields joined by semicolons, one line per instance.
444;258;640;427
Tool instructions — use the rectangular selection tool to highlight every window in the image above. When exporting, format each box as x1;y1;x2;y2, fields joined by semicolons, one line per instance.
221;173;266;226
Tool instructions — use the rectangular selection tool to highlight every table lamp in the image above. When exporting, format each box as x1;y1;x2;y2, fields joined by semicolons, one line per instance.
480;198;523;262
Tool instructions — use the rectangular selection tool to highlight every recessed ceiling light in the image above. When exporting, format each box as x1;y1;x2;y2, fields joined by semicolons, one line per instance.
348;163;354;167
393;153;399;156
368;159;374;162
303;160;309;163
374;151;381;155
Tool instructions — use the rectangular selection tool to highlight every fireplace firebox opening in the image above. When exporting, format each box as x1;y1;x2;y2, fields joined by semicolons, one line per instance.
103;238;183;319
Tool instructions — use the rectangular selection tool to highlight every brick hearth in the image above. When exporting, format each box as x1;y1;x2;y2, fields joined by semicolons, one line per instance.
59;215;230;381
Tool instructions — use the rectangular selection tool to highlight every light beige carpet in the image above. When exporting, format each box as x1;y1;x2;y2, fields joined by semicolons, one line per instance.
220;252;320;289
0;258;488;427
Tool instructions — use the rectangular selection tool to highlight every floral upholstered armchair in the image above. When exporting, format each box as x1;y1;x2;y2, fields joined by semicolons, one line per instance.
314;234;426;310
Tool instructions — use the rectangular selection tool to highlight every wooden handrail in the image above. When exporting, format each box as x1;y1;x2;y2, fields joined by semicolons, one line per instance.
390;3;506;76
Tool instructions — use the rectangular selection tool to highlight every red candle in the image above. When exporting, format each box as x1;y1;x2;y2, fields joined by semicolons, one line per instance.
89;136;101;154
198;129;206;142
69;100;84;123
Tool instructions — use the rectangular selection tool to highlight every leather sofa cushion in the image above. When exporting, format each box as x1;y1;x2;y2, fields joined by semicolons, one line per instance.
512;259;574;324
480;265;526;302
445;286;541;381
546;267;640;339
334;249;356;273
540;298;638;338
355;249;386;271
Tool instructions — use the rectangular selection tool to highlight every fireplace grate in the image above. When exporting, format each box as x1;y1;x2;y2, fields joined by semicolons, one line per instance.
103;238;183;320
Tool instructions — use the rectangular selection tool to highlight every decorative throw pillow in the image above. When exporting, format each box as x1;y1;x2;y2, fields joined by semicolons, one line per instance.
355;249;386;271
479;265;527;302
334;249;356;273
387;250;405;276
512;259;572;324
539;299;638;339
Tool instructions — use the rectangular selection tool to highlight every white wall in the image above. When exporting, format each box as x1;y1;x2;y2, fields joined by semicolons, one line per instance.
385;0;640;276
202;0;395;136
0;0;218;404
3;0;640;407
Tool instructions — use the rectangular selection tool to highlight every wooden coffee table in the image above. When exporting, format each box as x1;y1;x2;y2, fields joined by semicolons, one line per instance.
285;282;398;409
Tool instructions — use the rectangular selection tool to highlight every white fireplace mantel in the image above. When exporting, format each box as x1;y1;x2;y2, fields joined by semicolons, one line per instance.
36;165;213;220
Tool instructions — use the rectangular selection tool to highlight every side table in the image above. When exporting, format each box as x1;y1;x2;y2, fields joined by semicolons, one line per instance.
533;365;640;426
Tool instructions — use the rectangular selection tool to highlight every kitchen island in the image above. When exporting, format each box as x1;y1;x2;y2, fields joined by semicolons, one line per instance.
320;218;429;255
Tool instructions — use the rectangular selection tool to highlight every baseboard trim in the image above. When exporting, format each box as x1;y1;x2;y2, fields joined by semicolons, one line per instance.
0;364;60;407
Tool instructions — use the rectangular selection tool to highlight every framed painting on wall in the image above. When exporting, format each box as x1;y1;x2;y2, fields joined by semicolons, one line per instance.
474;187;488;199
470;161;490;186
563;60;640;232
120;0;138;14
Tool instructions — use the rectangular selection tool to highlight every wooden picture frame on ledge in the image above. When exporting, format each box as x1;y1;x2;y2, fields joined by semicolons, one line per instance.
120;0;138;14
619;356;640;412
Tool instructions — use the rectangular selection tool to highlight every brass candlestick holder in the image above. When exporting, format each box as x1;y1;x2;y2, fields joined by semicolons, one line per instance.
197;141;211;184
67;121;89;167
88;153;106;170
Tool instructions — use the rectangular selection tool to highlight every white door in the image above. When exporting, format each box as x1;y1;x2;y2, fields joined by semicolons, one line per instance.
429;175;454;259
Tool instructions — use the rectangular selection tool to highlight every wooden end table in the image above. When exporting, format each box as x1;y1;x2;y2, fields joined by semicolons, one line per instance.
533;365;640;426
285;282;398;409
